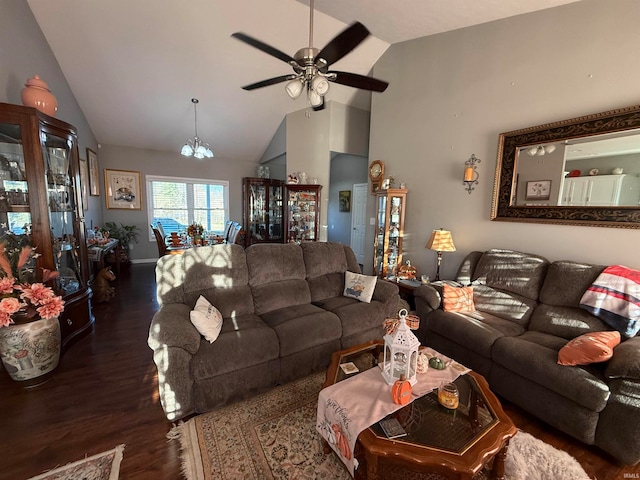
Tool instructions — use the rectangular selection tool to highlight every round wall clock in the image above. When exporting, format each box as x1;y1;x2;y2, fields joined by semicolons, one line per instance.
369;160;385;181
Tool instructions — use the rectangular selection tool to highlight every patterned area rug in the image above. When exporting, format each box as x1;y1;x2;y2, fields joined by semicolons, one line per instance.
170;372;590;480
27;444;124;480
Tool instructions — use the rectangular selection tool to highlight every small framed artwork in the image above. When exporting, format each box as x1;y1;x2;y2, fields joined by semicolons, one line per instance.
87;148;100;196
105;169;142;210
339;190;351;212
525;180;551;201
79;158;89;211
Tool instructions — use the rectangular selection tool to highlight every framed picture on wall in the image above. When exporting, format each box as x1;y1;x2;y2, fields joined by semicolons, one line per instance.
525;180;551;201
339;190;351;212
87;148;100;196
79;158;89;211
105;169;142;209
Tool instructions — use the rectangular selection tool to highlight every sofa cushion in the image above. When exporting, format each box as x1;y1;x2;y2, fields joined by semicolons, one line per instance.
472;284;537;326
307;272;344;302
427;309;525;358
246;243;311;315
472;249;549;301
246;243;306;287
191;313;279;380
190;295;223;343
260;304;342;356
322;298;387;339
558;331;621;366
180;244;255;317
343;271;376;303
492;331;610;412
442;284;475;313
539;261;605;307
301;241;349;278
528;303;611;340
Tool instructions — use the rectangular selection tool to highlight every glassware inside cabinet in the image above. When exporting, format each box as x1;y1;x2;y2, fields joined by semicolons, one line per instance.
268;184;282;241
285;185;321;243
42;132;81;295
0;123;30;236
249;183;267;240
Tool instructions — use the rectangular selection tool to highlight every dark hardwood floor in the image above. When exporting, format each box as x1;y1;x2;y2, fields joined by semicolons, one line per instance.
0;263;637;479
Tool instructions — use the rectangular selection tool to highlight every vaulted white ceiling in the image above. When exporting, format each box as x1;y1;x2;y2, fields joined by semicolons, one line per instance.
27;0;582;163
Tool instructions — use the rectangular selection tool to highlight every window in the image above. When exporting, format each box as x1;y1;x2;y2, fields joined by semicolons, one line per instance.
146;175;228;239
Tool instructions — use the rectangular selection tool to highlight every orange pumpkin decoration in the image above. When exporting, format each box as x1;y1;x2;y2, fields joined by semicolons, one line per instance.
391;374;412;405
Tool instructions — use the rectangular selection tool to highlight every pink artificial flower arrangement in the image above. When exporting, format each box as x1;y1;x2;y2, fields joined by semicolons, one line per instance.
0;234;65;328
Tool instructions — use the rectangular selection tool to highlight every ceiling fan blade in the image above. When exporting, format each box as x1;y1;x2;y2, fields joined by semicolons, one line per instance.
241;75;296;91
232;32;296;64
328;71;389;92
316;22;370;68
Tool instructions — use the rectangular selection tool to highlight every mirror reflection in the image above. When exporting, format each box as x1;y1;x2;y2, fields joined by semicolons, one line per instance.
513;129;640;207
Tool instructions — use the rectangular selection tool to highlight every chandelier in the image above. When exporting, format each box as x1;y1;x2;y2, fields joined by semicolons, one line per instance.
181;98;214;159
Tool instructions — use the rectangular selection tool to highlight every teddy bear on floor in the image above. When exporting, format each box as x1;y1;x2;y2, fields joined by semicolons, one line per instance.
93;266;116;303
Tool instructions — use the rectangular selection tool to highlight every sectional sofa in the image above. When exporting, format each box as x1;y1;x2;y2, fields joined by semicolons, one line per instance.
148;241;400;421
414;248;640;465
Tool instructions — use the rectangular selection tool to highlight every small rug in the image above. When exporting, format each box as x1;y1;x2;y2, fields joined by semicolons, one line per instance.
28;444;125;480
170;372;590;480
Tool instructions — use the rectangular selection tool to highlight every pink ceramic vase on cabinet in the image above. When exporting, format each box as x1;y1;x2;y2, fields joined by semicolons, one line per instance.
21;74;58;117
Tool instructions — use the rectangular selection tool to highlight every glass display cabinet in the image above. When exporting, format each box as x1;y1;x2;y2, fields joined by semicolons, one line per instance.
0;102;93;349
285;184;322;243
374;188;407;278
242;177;284;247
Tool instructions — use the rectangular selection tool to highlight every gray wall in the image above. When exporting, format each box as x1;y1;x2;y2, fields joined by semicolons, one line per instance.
327;153;368;245
0;0;102;229
367;0;640;278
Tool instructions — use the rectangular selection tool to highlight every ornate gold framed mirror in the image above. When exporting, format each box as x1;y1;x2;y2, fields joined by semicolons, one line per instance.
491;104;640;228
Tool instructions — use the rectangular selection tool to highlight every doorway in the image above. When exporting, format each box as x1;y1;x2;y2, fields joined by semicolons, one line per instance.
350;183;367;266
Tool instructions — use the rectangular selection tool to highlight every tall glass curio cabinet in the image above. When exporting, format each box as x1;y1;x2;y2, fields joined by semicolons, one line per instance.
0;103;93;349
285;184;322;243
373;188;407;278
242;178;284;247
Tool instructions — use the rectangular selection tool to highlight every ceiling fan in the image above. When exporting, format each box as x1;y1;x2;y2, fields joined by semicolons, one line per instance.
231;0;389;110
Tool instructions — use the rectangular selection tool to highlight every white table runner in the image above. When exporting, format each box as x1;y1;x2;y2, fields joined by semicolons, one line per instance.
316;347;470;476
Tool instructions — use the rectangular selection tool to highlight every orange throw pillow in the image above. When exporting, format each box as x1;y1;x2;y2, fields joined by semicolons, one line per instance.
557;331;621;366
442;284;475;313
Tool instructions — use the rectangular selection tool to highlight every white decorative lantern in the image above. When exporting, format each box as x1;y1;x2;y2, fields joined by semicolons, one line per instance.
382;309;420;386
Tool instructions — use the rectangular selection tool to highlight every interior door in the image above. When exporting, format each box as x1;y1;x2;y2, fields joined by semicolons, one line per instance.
350;183;367;266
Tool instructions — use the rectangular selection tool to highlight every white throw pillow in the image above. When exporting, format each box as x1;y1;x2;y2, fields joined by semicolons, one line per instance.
343;271;377;303
190;295;223;343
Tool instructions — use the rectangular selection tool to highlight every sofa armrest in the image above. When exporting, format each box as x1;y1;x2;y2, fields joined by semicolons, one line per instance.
414;284;442;311
148;303;201;355
372;279;400;314
606;336;640;381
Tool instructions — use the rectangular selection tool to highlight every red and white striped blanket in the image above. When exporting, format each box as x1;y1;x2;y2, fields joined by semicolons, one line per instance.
580;265;640;338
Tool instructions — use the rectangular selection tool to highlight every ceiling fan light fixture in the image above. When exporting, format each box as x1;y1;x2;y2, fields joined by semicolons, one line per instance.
544;144;556;154
285;79;304;99
308;88;323;107
311;75;330;95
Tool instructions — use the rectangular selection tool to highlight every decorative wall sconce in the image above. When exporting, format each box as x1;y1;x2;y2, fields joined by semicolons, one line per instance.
463;154;481;194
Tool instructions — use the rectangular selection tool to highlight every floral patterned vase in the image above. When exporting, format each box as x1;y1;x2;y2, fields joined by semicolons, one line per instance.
0;316;61;386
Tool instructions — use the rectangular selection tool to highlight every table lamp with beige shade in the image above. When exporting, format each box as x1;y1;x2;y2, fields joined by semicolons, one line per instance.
426;228;456;280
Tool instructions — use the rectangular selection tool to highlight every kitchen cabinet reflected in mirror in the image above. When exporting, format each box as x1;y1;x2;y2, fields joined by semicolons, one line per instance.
513;129;640;207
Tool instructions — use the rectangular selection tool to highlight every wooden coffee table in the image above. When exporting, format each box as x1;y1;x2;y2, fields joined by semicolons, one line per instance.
323;341;517;480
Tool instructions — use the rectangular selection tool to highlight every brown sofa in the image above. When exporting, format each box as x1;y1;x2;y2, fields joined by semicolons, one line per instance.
414;248;640;465
148;241;400;421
